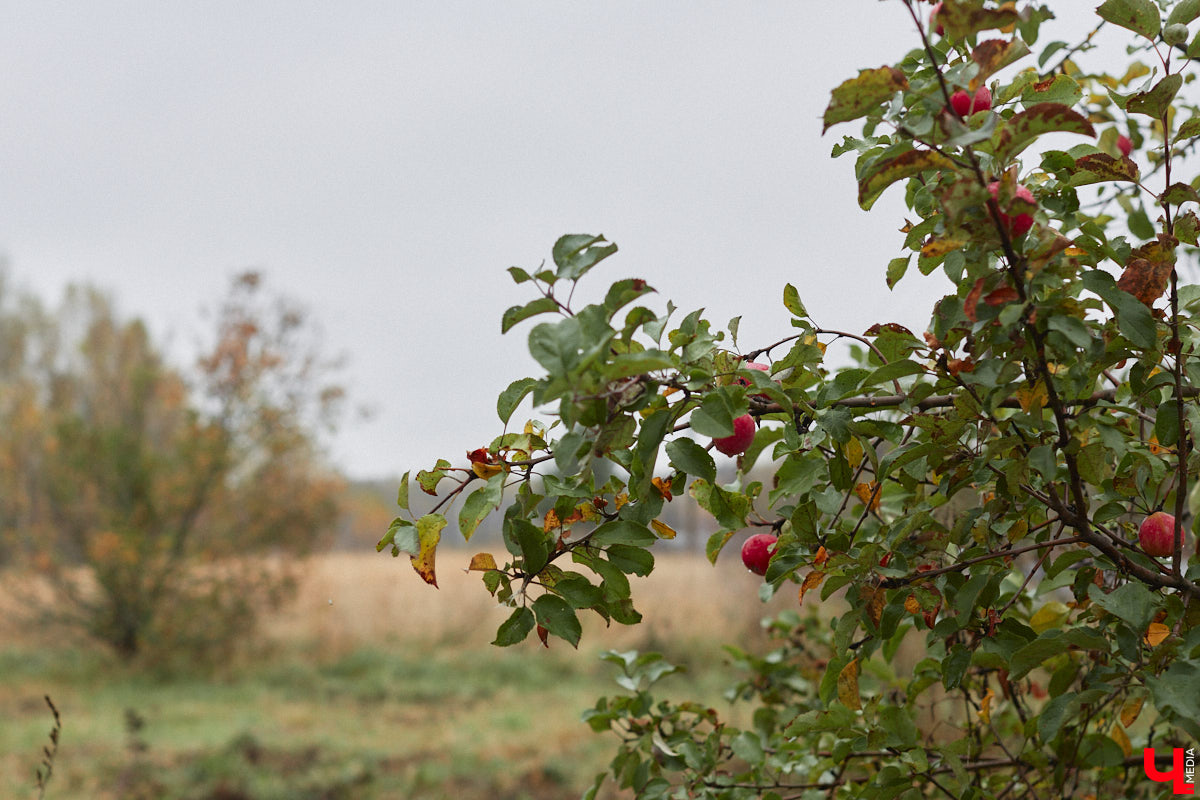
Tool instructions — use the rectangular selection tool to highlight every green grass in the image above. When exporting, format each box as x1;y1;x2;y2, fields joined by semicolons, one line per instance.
0;633;743;800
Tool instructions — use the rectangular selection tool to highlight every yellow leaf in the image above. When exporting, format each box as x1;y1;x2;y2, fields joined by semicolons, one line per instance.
472;461;505;479
861;585;885;629
837;659;861;711
1120;695;1145;728
855;482;881;511
467;552;497;572
614;493;629;510
921;236;968;258
1063;246;1087;256
1029;601;1070;634
845;438;864;468
651;476;673;501
979;687;995;723
905;594;921;614
543;509;561;532
1109;723;1132;758
814;545;829;566
1145;622;1170;647
1016;380;1047;413
651;519;677;539
798;570;826;604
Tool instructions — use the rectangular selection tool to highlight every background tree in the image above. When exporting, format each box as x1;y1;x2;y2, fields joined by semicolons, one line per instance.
393;1;1200;797
0;272;344;667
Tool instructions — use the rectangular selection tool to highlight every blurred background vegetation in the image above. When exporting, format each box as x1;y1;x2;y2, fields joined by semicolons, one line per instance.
0;271;795;799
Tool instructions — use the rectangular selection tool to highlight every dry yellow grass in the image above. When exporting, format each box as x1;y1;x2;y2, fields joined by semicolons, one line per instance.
268;548;818;654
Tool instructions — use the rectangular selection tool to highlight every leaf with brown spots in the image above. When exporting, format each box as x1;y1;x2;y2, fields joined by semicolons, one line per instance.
1071;153;1140;186
991;103;1095;163
861;585;886;629
921;236;969;259
823;66;909;132
837;659;862;710
1096;0;1161;40
858;149;958;210
939;1;1020;40
411;513;447;587
971;38;1030;81
1117;258;1173;305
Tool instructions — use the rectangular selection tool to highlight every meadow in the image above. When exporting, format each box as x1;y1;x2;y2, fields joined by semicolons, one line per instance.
0;550;804;800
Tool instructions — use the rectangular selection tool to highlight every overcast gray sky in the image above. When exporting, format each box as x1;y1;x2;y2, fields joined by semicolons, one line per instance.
0;3;1120;478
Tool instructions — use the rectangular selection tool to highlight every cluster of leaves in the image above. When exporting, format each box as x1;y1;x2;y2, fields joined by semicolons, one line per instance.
0;273;344;667
390;0;1200;797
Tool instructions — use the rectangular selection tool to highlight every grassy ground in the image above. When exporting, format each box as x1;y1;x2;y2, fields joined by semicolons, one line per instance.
0;551;800;800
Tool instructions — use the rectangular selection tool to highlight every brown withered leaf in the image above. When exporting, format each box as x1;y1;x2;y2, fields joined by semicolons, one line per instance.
814;545;830;567
861;585;886;629
651;476;673;501
964;277;986;322
798;570;826;605
1117;257;1172;305
984;287;1020;306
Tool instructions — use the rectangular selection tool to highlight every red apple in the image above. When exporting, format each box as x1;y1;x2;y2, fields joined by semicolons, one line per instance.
951;86;991;117
741;533;778;576
713;413;756;456
1139;511;1178;558
1117;135;1132;157
987;181;1036;237
735;361;770;386
930;2;944;36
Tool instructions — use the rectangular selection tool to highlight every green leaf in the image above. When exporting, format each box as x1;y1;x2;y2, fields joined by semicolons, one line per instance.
991;103;1095;163
555;573;605;609
1126;74;1183;118
1087;581;1158;630
1082;269;1158;349
493;607;536;646
396;471;410;511
886;256;910;289
417;459;452;495
1096;0;1161;40
1155;399;1181;447
858;149;958;210
378;516;419;554
666;437;717;485
1169;0;1200;25
501;297;559;334
1038;693;1078;741
552;234;618;281
1010;631;1068;679
783;283;809;318
822;66;909;132
511;518;550;574
589;520;656;547
688;393;740;438
768;454;824;506
528;317;586;376
533;594;582;647
458;473;505;540
507;266;532;284
1146;662;1200;722
497;377;538;424
605;544;654;576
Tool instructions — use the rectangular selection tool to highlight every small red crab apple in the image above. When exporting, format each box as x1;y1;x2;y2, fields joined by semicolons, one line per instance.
987;181;1037;237
1139;511;1179;558
712;413;756;456
741;533;778;576
950;86;991;117
1117;135;1133;157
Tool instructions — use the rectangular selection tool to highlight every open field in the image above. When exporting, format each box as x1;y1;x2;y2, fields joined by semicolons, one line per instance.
0;550;806;800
